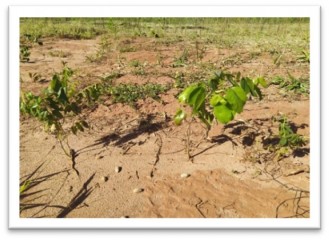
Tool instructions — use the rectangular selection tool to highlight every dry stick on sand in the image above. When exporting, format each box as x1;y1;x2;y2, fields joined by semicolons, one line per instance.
149;133;163;178
70;149;80;177
260;163;310;218
195;199;207;218
186;121;193;162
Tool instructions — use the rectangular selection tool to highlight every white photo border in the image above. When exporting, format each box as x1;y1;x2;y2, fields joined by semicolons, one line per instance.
9;5;321;229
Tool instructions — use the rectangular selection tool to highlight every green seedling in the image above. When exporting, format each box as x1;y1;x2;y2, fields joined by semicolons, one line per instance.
277;116;306;148
271;74;309;95
174;70;267;161
28;72;42;82
20;63;89;163
20;46;31;62
108;83;168;107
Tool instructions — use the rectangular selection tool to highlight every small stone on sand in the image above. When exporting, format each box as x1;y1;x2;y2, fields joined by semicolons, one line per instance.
115;166;122;173
180;173;190;178
133;188;144;193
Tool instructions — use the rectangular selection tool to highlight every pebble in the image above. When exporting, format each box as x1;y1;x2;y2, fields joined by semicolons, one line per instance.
115;166;122;173
101;176;109;182
95;155;104;160
180;173;190;178
133;188;144;193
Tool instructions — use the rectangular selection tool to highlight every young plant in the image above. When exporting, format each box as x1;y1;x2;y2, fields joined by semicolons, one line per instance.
108;83;168;107
174;71;267;160
20;63;89;175
20;46;31;62
263;115;308;162
277;116;307;149
28;72;42;82
85;36;111;63
285;73;309;94
19;33;43;63
172;49;189;68
271;74;309;95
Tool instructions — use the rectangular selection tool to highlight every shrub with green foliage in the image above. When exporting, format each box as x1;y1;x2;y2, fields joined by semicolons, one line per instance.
174;71;267;128
20;63;89;156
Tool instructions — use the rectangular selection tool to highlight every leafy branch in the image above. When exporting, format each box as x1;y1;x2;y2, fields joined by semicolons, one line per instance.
174;70;267;161
20;63;89;158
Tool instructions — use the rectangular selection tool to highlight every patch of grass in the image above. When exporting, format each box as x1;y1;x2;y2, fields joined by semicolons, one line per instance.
277;116;307;148
49;50;72;58
20;18;107;39
20;18;309;57
129;59;142;68
129;60;147;76
108;83;169;107
271;74;309;95
297;50;310;63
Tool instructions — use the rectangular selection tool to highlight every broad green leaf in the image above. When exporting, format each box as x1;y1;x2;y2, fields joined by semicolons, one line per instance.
231;86;247;102
178;85;199;103
210;94;226;107
241;77;257;96
225;86;247;113
240;78;250;94
188;86;206;111
213;104;234;124
174;109;186;125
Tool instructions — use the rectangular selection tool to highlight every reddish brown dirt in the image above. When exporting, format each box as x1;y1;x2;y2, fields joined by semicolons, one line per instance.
19;36;310;218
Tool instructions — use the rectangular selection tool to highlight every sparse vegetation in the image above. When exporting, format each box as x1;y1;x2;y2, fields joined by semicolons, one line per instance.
109;83;169;107
19;17;310;218
271;74;309;95
20;63;89;161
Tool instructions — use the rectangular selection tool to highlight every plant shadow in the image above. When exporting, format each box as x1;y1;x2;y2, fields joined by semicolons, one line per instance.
20;160;70;215
77;114;167;155
57;173;96;218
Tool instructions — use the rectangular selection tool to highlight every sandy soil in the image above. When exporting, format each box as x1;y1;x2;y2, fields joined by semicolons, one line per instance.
19;37;310;218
